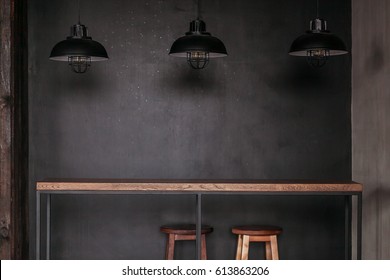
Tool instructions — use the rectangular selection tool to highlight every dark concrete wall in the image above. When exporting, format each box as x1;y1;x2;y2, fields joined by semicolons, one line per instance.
28;0;351;259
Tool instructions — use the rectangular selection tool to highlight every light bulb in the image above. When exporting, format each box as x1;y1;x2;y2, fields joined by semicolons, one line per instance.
187;51;209;69
306;49;330;67
68;56;91;73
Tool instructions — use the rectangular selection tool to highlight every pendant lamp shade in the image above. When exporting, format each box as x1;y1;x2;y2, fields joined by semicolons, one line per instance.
50;23;108;73
169;19;227;69
289;18;347;67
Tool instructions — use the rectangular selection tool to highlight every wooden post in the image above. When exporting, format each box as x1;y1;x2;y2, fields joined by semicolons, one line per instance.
0;0;28;259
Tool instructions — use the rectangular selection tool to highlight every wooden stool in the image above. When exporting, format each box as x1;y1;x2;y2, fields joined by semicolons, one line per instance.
160;224;213;260
232;225;282;260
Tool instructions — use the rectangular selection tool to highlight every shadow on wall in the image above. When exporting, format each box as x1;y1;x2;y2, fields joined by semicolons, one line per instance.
365;40;385;76
161;63;221;94
49;66;113;98
275;60;344;94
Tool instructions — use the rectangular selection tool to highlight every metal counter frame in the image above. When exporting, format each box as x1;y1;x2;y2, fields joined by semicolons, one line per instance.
35;180;363;260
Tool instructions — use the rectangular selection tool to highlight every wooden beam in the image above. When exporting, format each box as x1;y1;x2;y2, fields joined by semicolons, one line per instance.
0;0;12;260
0;0;28;259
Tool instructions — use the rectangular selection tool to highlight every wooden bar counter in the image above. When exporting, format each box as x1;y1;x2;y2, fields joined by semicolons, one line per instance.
37;179;362;192
36;179;363;260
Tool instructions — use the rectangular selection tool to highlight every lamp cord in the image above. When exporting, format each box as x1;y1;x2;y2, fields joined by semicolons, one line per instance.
197;0;201;20
78;0;81;24
316;0;319;18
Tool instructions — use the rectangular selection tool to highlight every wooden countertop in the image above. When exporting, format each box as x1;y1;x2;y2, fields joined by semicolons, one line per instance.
36;179;363;192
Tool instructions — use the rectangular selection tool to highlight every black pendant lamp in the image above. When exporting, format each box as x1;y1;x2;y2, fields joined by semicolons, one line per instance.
49;0;108;73
169;0;227;69
289;0;347;67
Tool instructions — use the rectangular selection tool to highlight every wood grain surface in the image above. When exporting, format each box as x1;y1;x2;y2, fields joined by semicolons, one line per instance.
37;179;363;192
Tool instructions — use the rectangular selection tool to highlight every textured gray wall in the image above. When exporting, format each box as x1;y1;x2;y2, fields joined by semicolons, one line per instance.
29;0;351;259
352;0;390;260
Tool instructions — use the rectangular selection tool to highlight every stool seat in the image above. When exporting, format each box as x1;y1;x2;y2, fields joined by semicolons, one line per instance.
232;225;282;236
232;225;282;260
160;224;213;260
160;224;213;235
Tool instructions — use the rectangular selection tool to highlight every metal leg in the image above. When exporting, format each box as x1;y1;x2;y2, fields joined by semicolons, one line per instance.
196;193;202;260
344;196;352;259
46;194;51;260
357;193;362;260
36;191;41;260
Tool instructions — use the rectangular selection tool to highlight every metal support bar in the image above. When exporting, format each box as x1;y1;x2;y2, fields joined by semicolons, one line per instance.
36;191;41;260
357;193;362;260
344;196;352;259
46;194;51;260
196;193;202;260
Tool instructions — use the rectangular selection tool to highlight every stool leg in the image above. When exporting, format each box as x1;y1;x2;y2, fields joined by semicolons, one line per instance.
235;234;243;260
269;235;279;260
165;233;175;260
201;234;207;260
240;235;250;260
265;242;272;260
